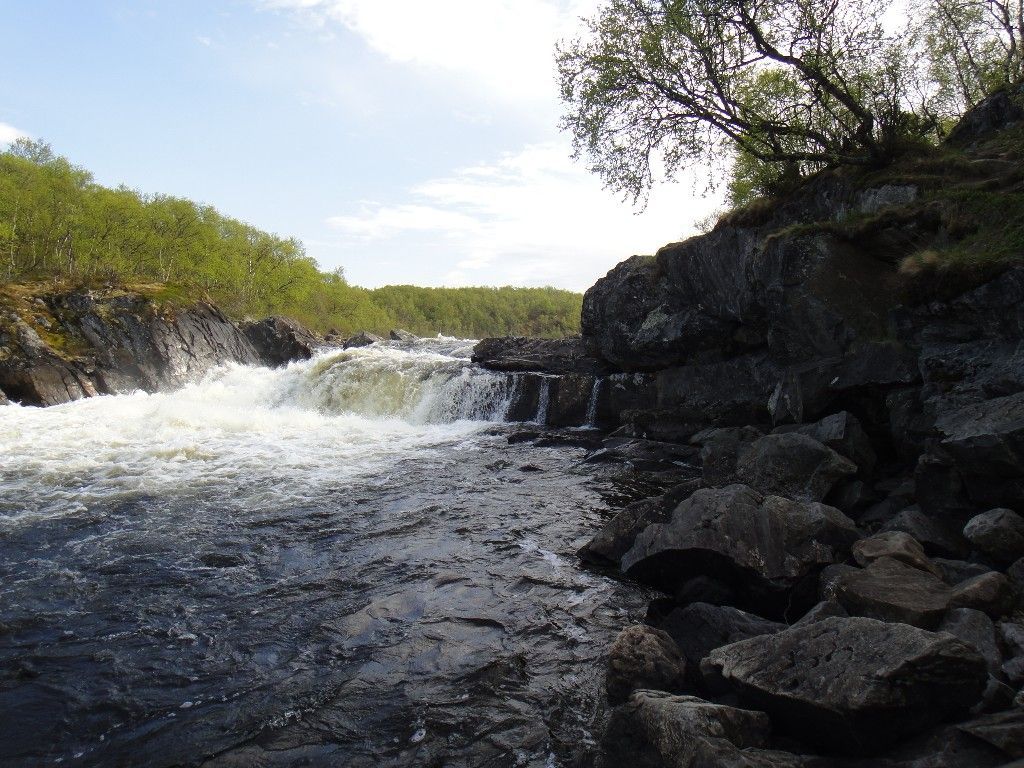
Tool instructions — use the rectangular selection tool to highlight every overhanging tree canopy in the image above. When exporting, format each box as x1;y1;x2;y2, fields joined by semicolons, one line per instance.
557;0;936;203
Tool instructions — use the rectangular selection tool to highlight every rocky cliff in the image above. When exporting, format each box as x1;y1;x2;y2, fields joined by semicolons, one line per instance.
476;89;1024;765
0;285;319;406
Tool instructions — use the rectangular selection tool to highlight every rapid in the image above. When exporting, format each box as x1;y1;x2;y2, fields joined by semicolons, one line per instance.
0;339;650;767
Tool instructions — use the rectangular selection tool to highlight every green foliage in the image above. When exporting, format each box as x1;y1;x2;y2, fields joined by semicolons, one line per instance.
0;142;582;338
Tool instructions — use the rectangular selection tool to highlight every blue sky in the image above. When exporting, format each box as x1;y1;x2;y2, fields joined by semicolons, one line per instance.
1;0;718;290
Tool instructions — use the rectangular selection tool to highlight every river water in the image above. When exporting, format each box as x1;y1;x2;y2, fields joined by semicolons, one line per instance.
0;340;651;767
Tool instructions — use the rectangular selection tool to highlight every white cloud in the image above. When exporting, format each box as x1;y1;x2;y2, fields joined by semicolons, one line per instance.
325;141;722;291
259;0;600;108
0;122;28;145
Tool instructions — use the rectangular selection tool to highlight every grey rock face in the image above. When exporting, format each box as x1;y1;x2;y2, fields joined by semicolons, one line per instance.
241;316;319;367
734;433;857;502
605;625;689;705
0;292;279;407
825;556;952;629
963;508;1024;565
882;509;969;559
600;691;810;768
701;616;988;754
472;336;611;376
935;392;1024;511
622;485;859;617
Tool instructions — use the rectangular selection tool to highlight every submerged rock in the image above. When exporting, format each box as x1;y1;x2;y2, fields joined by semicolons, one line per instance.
701;616;988;754
605;625;689;705
622;485;859;618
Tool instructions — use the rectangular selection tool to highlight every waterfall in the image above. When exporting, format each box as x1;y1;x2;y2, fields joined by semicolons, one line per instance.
535;377;552;425
585;377;602;428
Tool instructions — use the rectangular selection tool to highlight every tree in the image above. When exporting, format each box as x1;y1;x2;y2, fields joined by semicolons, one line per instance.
557;0;936;203
915;0;1024;121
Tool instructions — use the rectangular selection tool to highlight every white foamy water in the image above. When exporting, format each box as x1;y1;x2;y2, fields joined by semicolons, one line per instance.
0;342;518;523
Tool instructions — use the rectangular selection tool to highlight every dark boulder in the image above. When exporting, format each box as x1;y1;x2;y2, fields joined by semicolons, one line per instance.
882;509;970;559
934;558;994;587
0;291;268;406
963;508;1024;566
939;609;1003;676
934;392;1024;511
579;481;699;567
605;625;689;705
824;557;952;629
701;616;988;754
956;709;1024;760
946;83;1024;147
622;485;859;618
241;316;318;367
343;331;383;348
949;572;1016;618
773;411;877;478
851;532;942;577
659;602;784;672
693;425;764;486
389;328;417;342
600;691;809;768
734;433;857;502
471;336;612;376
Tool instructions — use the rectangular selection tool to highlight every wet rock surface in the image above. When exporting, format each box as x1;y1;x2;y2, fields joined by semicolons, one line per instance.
702;617;988;754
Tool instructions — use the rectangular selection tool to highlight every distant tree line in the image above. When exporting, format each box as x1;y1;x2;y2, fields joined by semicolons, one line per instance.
558;0;1024;206
0;140;582;338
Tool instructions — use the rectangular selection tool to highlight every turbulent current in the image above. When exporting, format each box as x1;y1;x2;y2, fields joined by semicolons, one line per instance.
0;339;650;767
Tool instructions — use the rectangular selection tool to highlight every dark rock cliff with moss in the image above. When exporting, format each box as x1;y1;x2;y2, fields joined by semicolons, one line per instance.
0;284;318;406
475;90;1024;765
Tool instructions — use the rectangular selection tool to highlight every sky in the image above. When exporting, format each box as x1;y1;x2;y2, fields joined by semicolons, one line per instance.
0;0;720;291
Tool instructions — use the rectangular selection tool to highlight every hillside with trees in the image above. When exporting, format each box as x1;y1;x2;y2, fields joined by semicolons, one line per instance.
0;140;581;339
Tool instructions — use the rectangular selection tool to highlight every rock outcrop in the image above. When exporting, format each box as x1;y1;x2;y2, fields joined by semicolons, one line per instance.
0;287;317;406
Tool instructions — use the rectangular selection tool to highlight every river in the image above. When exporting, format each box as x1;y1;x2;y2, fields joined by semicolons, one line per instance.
0;340;651;767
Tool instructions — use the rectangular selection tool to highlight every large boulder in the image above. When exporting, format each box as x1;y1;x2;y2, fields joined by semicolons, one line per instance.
600;691;810;768
579;482;698;567
241;316;318;367
963;508;1024;566
773;411;877;478
949;572;1016;618
701;617;988;754
734;432;858;501
823;557;952;629
389;328;418;342
605;625;689;705
934;392;1024;511
622;485;859;618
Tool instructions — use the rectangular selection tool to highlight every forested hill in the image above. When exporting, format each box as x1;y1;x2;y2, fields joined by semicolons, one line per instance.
0;141;581;338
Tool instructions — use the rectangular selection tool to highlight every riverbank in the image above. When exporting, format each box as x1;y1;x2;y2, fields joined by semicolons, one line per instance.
473;88;1024;765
